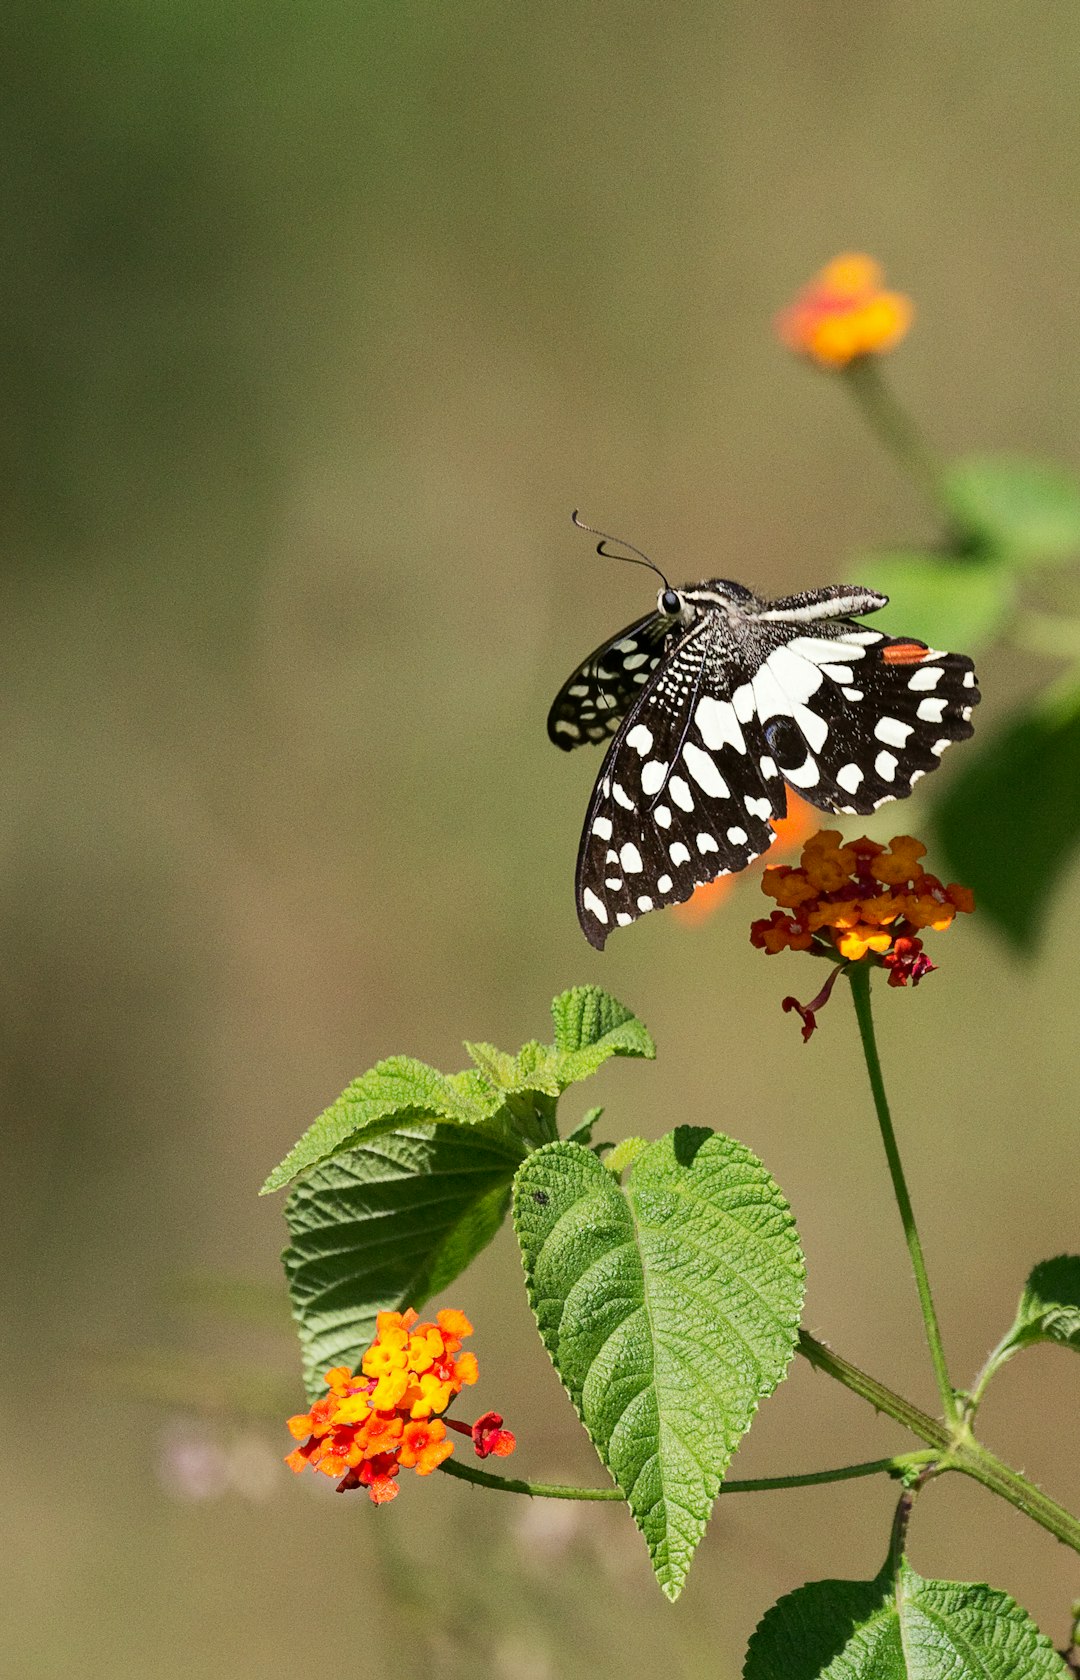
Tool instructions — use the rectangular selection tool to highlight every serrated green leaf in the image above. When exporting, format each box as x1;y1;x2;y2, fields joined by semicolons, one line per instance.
1003;1255;1080;1354
853;550;1014;650
514;1129;804;1600
284;1123;525;1399
550;984;655;1086
262;1056;504;1194
464;1039;563;1098
933;678;1080;952
744;1558;1069;1679
945;454;1080;566
565;1106;604;1145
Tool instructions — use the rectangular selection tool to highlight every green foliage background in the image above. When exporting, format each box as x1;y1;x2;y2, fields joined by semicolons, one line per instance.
3;3;1080;1676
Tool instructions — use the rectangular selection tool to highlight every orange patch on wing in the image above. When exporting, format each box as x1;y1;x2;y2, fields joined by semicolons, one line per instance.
881;641;929;666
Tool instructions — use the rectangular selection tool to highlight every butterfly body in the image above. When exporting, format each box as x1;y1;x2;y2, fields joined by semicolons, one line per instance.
548;576;980;948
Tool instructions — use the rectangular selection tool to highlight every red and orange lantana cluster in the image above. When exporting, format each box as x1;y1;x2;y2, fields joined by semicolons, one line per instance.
751;831;974;1038
775;254;912;369
285;1308;515;1504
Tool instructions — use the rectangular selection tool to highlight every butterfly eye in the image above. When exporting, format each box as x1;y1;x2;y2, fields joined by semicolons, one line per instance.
660;589;681;616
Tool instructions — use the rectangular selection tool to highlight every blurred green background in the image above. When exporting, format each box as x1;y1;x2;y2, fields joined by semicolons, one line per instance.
3;4;1079;1676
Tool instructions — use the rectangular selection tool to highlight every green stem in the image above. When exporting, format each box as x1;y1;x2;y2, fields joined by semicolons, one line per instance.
437;1450;932;1501
847;964;959;1427
797;1331;951;1450
951;1439;1080;1555
798;1330;1080;1555
842;357;945;514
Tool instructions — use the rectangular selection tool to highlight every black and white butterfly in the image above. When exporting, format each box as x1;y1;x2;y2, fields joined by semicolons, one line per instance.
549;521;980;949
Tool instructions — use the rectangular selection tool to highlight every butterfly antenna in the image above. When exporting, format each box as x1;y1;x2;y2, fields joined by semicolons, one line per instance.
571;510;671;590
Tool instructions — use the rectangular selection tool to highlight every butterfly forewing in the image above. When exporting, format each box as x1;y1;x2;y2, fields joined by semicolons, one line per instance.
575;621;783;948
547;612;671;750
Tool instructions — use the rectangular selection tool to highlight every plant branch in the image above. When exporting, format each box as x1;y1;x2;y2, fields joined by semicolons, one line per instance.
438;1450;934;1501
848;964;959;1426
798;1330;1080;1554
797;1331;951;1450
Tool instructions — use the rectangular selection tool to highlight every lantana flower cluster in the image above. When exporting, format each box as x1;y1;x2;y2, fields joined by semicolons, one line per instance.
285;1307;515;1504
751;831;974;1038
775;253;912;368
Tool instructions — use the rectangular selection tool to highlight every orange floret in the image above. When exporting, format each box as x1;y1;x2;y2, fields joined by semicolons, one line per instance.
751;829;973;1038
284;1305;514;1499
776;254;913;368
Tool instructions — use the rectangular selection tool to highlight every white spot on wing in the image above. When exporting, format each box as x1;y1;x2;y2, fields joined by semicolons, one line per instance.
726;825;748;845
616;912;632;926
554;720;580;737
932;738;950;756
745;795;772;821
569;683;589;697
697;833;719;853
583;889;608;924
605;877;623;890
916;697;947;723
669;841;691;865
732;683;756;723
759;755;778;779
620;843;643;874
640;759;668;795
682;742;729;798
623;652;649;670
636;895;653;911
613;782;634;809
790;635;867;664
783;755;820;788
626;723;654;755
669;776;695;812
842;687;864;702
657;874;673;893
875;750;898;781
822;664;854;683
592;816;613;841
875;716;913;748
908;666;943;691
794;704;829;753
836;762;864;794
762;644;826;705
963;671;976;689
654;804;672;828
695;695;746;753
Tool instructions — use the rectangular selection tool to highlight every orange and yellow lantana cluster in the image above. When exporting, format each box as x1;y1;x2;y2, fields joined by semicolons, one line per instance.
752;831;973;972
285;1307;515;1504
775;254;912;368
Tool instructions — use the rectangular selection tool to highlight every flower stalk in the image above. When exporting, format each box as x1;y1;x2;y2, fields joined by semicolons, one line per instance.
847;962;959;1428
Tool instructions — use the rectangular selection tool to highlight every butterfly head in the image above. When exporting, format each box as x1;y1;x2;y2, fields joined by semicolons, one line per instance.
658;578;759;628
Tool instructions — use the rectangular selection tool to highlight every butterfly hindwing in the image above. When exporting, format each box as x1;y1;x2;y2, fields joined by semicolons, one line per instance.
740;625;981;816
547;612;671;750
575;622;782;948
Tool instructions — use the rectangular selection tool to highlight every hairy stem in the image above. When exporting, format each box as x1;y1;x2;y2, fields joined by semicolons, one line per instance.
438;1450;934;1501
799;1330;1080;1554
848;963;959;1426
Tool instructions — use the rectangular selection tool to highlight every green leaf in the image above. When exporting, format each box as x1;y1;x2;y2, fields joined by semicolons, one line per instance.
464;1039;563;1099
284;1122;525;1400
261;1056;504;1194
853;550;1014;650
513;1129;804;1600
933;677;1080;952
565;1105;604;1145
944;454;1080;566
744;1558;1069;1679
550;984;656;1085
1002;1255;1080;1355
